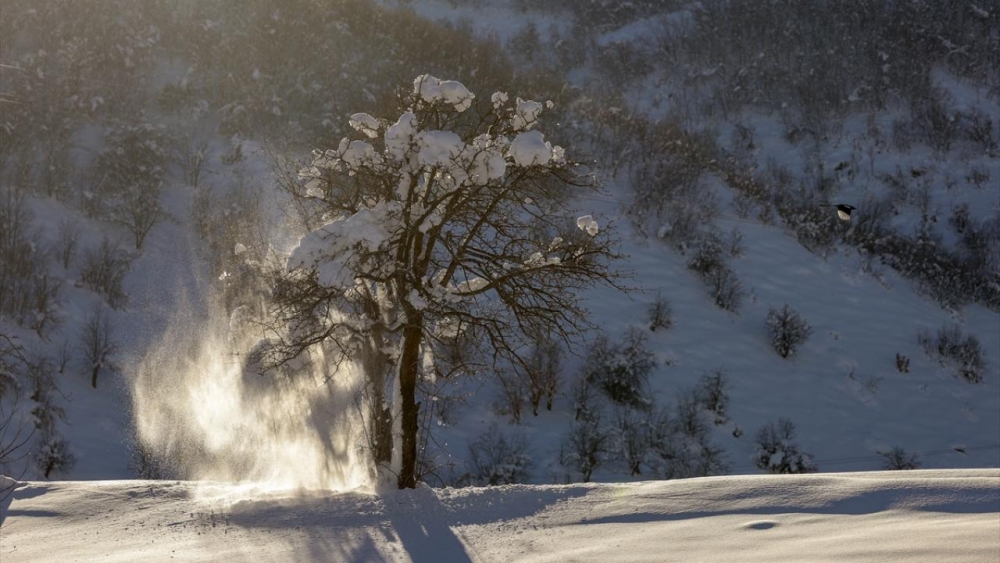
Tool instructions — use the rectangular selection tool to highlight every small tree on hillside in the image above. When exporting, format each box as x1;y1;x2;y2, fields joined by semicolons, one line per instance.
766;304;812;359
261;75;622;489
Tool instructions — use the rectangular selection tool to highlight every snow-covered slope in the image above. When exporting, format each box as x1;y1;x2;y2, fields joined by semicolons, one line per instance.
2;469;998;562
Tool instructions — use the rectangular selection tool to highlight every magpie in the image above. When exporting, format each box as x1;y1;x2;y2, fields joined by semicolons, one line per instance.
821;203;856;221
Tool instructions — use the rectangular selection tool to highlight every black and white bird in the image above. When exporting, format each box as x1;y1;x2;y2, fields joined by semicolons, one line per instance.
821;203;856;221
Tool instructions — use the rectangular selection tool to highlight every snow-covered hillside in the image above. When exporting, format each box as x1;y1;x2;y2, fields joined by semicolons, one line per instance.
3;469;998;562
1;0;998;533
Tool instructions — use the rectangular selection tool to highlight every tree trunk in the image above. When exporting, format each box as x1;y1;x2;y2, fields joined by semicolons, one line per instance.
397;321;422;489
360;339;392;468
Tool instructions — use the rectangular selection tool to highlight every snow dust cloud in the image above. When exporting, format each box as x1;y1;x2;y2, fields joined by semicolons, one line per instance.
130;302;371;493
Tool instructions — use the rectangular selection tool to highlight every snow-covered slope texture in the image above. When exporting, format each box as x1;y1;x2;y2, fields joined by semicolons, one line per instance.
402;0;1000;486
2;469;998;562
1;0;997;493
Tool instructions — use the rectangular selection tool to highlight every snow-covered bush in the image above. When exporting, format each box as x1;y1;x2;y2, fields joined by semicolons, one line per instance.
80;237;132;310
468;424;532;486
583;329;656;410
878;447;921;470
647;293;672;332
918;325;987;384
752;418;815;474
766;305;812;359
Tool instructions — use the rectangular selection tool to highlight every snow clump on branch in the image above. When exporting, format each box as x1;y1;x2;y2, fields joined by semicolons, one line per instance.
577;215;600;236
413;74;475;112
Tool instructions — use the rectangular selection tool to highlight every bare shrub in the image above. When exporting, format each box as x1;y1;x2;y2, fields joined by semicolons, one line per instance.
494;370;526;424
129;439;171;480
113;183;169;250
878;447;921;470
910;84;959;152
0;188;62;335
628;121;718;247
753;418;815;474
468;424;532;486
687;235;745;312
614;406;654;476
80;237;131;309
895;353;910;374
27;357;75;478
647;292;672;332
696;369;729;425
561;409;609;483
177;129;211;187
55;218;82;269
520;337;562;416
80;304;118;389
962;109;998;155
0;335;32;478
89;121;171;249
918;325;987;383
650;392;730;479
766;304;812;359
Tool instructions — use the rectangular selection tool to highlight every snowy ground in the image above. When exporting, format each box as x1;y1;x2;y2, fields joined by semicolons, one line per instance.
2;469;998;562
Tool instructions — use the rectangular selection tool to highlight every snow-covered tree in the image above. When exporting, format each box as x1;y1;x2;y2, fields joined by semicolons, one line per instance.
753;418;815;474
261;76;621;489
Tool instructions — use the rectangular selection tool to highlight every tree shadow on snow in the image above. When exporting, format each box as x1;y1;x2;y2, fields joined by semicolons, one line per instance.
223;484;594;562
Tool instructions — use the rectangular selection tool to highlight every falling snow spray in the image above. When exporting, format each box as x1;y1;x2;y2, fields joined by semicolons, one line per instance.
130;300;372;493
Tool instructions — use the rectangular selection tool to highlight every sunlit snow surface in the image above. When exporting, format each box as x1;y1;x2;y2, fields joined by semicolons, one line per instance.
2;470;998;562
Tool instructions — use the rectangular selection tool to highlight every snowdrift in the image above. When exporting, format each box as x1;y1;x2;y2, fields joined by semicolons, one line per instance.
1;469;997;562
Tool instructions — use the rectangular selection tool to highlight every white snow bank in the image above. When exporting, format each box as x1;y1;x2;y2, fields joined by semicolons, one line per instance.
3;470;997;562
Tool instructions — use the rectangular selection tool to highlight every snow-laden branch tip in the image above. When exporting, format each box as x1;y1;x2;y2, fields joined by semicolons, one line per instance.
415;130;464;167
511;98;543;131
349;113;381;139
577;215;600;236
510;130;553;167
287;202;398;288
413;74;475;112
